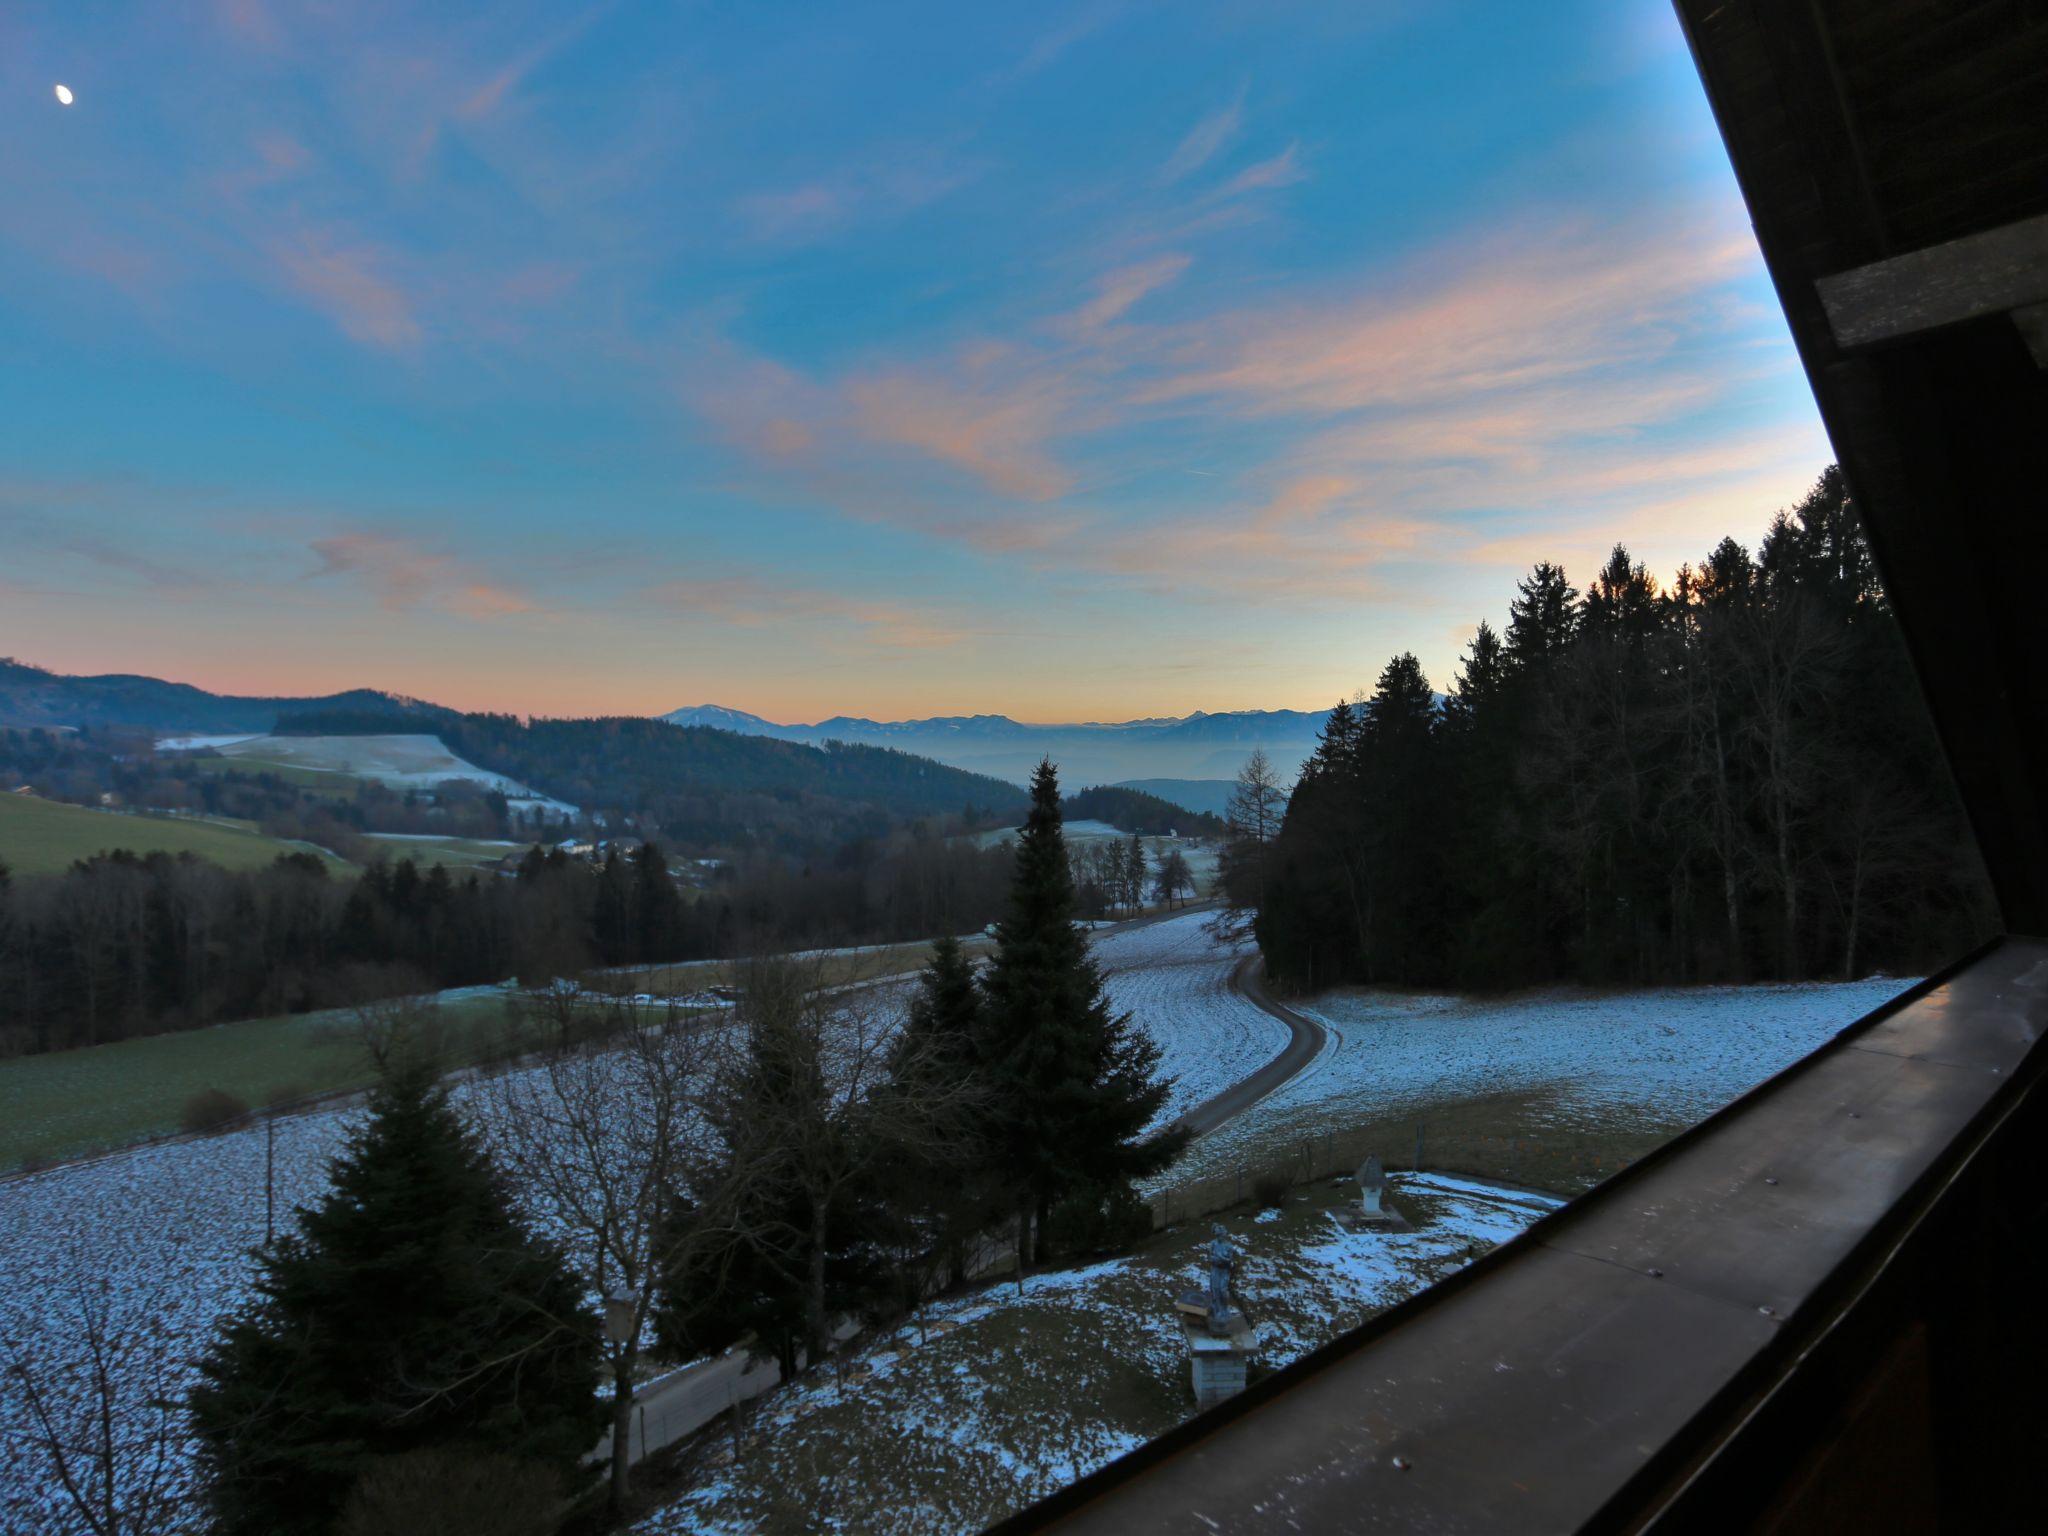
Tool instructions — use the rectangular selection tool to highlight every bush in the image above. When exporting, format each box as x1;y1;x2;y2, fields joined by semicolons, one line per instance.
262;1083;308;1113
1045;1180;1156;1258
337;1448;562;1536
1252;1168;1291;1211
180;1087;249;1135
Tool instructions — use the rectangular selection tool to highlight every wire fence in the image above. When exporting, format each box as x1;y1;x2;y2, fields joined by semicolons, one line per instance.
1145;1120;1655;1229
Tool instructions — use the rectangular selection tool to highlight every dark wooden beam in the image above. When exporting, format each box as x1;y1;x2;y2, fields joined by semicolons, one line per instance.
1817;211;2048;351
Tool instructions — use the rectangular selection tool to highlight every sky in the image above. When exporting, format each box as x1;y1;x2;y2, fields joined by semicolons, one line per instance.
0;0;1833;723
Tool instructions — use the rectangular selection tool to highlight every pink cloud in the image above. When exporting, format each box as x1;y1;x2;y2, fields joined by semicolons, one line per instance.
848;365;1074;502
307;532;533;617
1160;94;1244;184
273;240;422;350
1139;218;1759;418
1214;142;1307;199
1059;254;1192;335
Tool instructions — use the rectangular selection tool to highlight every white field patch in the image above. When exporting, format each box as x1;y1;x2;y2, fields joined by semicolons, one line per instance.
1093;911;1286;1126
636;1173;1560;1536
1169;975;1918;1185
165;733;579;819
153;733;263;751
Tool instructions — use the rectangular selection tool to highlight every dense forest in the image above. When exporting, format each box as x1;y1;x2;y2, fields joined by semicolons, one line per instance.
0;829;1017;1057
1244;468;1992;991
1062;783;1227;838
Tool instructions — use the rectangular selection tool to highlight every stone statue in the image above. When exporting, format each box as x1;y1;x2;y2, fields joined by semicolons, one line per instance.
1359;1154;1385;1217
1205;1223;1236;1330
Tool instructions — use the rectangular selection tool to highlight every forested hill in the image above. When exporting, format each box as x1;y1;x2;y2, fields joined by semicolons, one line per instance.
274;711;1030;855
1249;467;1993;993
1064;784;1228;838
0;659;438;734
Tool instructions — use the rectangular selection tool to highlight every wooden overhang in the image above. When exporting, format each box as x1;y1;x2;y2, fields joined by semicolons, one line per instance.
995;939;2048;1532
995;3;2048;1530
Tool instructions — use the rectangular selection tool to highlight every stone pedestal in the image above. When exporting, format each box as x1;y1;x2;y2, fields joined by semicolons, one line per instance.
1181;1310;1257;1408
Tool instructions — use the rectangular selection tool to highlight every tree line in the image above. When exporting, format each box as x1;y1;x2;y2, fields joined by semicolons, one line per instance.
1238;468;1991;991
0;827;1020;1057
1062;784;1226;838
11;761;1180;1535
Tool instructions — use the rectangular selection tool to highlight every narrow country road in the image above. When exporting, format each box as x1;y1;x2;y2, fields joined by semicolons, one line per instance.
1173;953;1326;1137
622;905;1323;1468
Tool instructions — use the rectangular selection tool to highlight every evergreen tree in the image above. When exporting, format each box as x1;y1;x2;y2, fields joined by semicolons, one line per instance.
978;760;1182;1265
190;1048;602;1536
1505;561;1581;675
880;936;997;1287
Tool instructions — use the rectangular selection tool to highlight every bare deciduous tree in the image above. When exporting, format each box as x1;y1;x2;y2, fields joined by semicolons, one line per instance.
1;1262;183;1536
483;986;722;1514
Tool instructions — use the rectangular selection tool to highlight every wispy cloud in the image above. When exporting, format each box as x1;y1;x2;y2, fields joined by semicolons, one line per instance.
648;574;969;650
1013;2;1126;77
1058;253;1191;335
307;532;534;618
1213;142;1307;199
1160;92;1244;184
271;239;422;351
736;156;979;245
848;358;1076;501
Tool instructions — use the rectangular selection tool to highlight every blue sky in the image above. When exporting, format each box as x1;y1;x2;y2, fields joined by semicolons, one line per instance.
0;0;1830;720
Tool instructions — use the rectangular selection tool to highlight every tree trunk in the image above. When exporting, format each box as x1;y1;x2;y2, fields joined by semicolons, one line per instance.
1843;847;1864;982
807;1201;830;1365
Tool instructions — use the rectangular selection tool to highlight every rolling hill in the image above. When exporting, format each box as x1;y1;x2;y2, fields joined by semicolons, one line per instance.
0;657;445;735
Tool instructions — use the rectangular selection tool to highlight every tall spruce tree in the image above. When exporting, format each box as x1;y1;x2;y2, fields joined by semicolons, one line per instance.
881;936;998;1287
978;760;1182;1265
190;1048;602;1536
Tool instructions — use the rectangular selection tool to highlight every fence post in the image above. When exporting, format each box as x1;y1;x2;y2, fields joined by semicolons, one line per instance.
1413;1122;1426;1174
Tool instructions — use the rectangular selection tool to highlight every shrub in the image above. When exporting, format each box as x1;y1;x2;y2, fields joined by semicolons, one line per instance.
180;1087;249;1135
1252;1168;1291;1211
337;1449;562;1536
1045;1180;1156;1258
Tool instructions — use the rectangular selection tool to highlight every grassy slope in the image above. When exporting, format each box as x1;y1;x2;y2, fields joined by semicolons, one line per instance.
0;993;513;1170
0;792;350;876
635;1176;1552;1535
181;754;361;797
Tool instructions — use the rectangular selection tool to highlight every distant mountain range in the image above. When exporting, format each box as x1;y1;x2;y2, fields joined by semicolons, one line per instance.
660;704;1330;786
0;656;1328;797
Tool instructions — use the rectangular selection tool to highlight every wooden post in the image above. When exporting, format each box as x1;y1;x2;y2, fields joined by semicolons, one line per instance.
264;1112;275;1248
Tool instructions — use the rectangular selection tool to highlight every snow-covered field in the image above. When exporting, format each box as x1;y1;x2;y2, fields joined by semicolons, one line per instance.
0;921;1257;1530
0;903;1906;1532
158;732;579;820
637;1173;1559;1536
1173;974;1916;1184
1095;912;1286;1126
